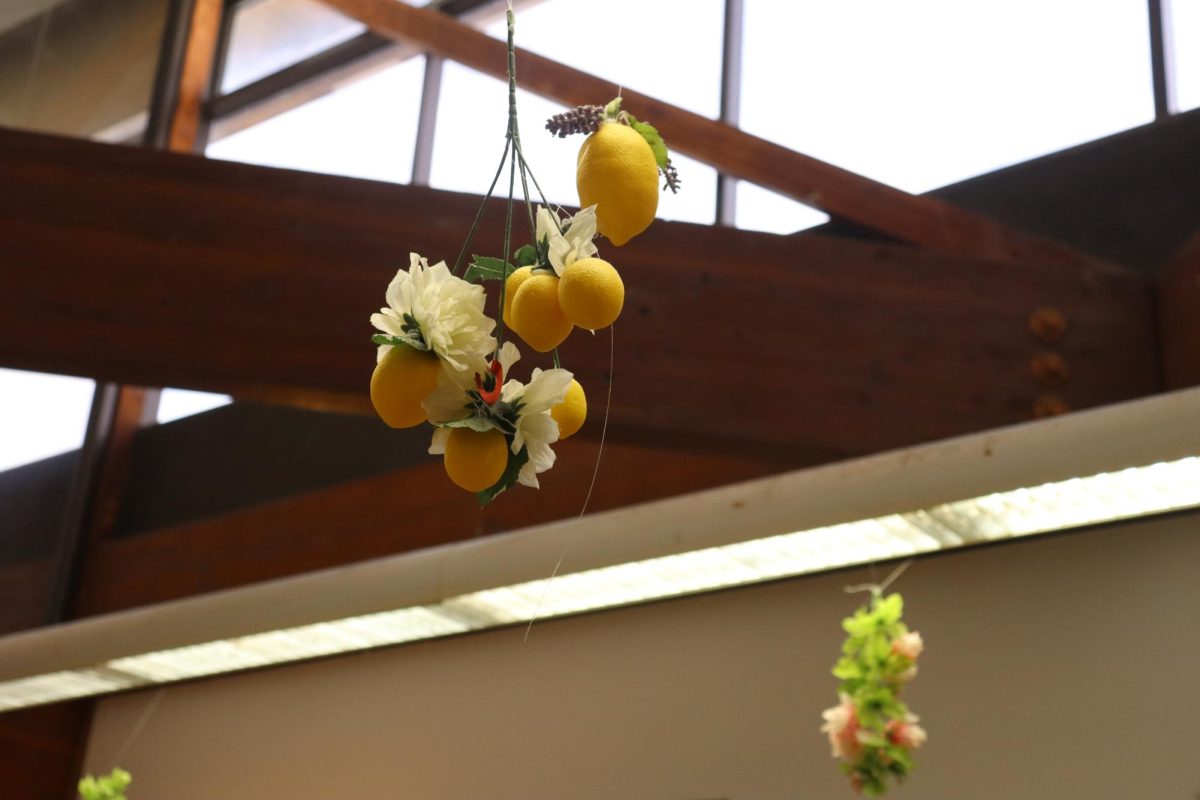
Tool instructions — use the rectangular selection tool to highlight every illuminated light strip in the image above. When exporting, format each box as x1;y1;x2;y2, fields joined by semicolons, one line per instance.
1;454;1197;712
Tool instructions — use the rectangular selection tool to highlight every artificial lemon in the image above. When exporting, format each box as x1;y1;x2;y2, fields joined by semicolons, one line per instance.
510;272;573;352
577;121;658;246
370;344;440;428
558;257;624;330
551;379;587;440
443;427;509;492
503;265;534;332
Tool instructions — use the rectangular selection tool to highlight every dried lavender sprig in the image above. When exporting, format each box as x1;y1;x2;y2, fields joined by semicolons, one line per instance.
545;105;604;138
661;158;681;194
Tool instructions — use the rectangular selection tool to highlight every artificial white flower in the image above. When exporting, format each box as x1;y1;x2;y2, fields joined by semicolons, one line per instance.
536;205;598;276
370;253;496;380
501;365;573;488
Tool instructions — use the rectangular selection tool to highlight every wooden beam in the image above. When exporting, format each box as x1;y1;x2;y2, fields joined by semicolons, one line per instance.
319;0;1110;267
0;703;91;799
0;127;1159;458
67;440;778;618
1159;230;1200;389
168;0;224;151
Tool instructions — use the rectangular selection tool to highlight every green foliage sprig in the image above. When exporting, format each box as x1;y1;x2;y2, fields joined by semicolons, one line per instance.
822;592;926;796
79;768;131;800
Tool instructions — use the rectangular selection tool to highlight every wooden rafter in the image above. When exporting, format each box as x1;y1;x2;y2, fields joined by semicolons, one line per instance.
1159;230;1200;389
0;127;1159;458
319;0;1113;267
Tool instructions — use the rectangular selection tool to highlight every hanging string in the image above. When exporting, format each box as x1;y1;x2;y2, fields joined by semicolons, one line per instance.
524;323;614;642
844;558;914;597
19;9;52;125
110;687;167;767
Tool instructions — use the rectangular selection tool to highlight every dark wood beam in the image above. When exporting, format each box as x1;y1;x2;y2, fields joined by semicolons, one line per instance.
0;702;91;799
60;440;778;618
1159;230;1200;389
0;127;1159;458
319;0;1112;268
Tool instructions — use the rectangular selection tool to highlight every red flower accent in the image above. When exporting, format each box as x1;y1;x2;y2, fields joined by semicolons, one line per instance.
476;359;504;405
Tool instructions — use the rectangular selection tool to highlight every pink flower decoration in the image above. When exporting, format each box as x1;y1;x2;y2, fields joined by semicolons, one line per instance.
886;716;928;749
891;630;924;660
821;694;862;760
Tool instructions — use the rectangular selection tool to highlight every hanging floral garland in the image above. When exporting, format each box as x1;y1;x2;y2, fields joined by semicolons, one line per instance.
367;7;676;505
821;590;927;795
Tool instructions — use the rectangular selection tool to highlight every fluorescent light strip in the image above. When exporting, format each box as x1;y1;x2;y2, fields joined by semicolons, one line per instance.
1;456;1198;711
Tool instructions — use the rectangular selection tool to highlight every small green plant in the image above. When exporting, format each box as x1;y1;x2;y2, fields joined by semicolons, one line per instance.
78;768;131;800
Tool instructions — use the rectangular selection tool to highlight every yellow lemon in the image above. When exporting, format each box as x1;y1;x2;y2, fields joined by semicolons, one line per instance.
577;121;659;246
369;344;440;428
443;427;509;492
551;379;587;440
558;257;624;330
503;265;534;332
510;272;573;352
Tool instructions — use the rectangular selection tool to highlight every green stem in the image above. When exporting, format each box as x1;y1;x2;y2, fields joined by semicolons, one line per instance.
453;137;511;275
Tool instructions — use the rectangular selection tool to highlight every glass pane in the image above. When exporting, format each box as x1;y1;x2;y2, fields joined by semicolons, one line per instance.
219;0;366;93
1171;0;1200;112
207;57;425;182
742;0;1155;193
483;0;724;119
431;62;716;226
0;0;169;141
735;182;829;235
0;368;94;472
157;389;232;424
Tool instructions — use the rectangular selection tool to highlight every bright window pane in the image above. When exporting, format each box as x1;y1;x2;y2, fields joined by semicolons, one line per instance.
431;62;716;227
486;0;724;119
742;0;1155;193
1171;0;1200;112
157;389;232;424
735;182;829;235
207;58;425;183
219;0;366;93
0;369;94;472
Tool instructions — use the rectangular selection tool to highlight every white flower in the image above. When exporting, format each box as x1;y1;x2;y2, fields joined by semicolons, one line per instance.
501;364;573;488
536;205;598;276
370;253;496;380
891;631;924;661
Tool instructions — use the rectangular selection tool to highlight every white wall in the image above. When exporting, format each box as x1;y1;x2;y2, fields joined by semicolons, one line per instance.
83;512;1200;799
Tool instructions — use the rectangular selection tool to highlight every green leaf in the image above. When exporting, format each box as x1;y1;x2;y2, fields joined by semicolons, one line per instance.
627;115;670;168
476;445;529;506
440;416;500;434
464;255;515;283
371;334;422;350
604;96;623;118
78;768;131;800
513;244;539;267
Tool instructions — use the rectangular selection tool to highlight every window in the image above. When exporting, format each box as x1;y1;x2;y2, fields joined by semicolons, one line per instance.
1170;0;1199;111
741;0;1155;194
0;368;95;472
208;57;426;182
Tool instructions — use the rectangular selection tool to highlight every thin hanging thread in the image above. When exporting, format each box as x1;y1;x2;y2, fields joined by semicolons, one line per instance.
19;10;52;124
524;323;614;643
110;687;166;766
845;558;913;597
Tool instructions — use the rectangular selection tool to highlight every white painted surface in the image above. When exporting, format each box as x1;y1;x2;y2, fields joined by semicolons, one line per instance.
82;512;1200;799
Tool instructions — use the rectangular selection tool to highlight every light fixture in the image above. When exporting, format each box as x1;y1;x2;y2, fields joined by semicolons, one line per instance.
2;387;1198;712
